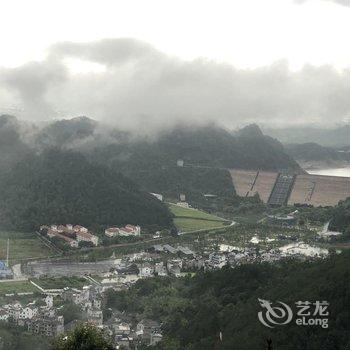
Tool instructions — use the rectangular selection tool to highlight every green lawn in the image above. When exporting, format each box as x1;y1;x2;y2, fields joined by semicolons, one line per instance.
31;276;88;290
169;204;227;222
169;203;229;232
0;231;56;264
174;218;228;232
0;281;38;294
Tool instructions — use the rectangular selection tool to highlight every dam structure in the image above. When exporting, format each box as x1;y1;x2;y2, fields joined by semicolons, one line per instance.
230;169;350;207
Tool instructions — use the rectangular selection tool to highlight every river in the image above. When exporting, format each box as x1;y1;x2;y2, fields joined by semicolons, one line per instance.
307;167;350;177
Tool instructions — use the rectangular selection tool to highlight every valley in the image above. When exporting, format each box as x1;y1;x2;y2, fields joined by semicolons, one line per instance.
0;116;349;350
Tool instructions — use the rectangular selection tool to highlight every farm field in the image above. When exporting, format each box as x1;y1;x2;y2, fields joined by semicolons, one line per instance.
31;276;88;290
0;231;56;264
0;280;38;295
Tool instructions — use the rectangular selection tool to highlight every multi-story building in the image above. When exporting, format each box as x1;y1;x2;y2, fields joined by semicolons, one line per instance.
28;314;64;337
105;225;141;237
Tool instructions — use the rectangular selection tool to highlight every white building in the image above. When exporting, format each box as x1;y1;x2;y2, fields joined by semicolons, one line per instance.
139;265;154;278
105;225;141;237
75;231;99;246
73;225;88;233
19;306;38;320
209;253;227;269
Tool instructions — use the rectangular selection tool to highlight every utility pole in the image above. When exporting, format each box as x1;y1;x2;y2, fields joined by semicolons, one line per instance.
6;238;9;267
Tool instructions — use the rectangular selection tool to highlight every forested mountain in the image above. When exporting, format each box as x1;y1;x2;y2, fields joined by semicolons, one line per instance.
0;149;173;231
0;116;302;219
285;142;348;162
87;124;301;202
35;116;97;149
106;251;350;350
89;124;301;172
284;142;350;168
0;115;32;169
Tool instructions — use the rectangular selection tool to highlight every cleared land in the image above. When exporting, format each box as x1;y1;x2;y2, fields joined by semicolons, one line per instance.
31;276;88;289
174;218;227;232
169;204;226;221
169;204;228;232
0;231;56;264
0;281;38;295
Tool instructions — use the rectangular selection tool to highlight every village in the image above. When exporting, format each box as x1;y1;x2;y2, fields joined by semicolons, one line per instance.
0;226;335;349
0;199;343;349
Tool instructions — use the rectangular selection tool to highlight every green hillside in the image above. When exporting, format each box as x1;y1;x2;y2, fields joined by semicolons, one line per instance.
106;251;350;350
0;149;173;231
329;197;350;239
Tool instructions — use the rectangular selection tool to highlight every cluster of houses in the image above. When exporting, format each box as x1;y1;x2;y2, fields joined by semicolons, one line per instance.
0;283;162;349
104;225;141;238
40;224;99;248
106;315;162;349
0;295;64;337
62;285;104;327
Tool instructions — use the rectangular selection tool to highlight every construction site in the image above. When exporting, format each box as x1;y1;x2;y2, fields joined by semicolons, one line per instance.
230;169;350;207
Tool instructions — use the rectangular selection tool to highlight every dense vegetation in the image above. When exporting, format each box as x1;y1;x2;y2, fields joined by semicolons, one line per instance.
0;115;32;170
87;123;301;210
35;117;97;150
0;116;302;214
105;251;350;350
0;149;173;231
52;324;114;350
329;198;350;239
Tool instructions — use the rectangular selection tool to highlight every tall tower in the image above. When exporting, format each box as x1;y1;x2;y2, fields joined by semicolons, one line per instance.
6;238;9;267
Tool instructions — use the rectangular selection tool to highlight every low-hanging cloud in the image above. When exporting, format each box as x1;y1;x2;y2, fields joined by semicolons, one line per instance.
1;38;350;133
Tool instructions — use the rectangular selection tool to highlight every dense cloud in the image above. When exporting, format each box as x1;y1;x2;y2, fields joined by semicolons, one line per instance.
1;38;350;133
296;0;350;6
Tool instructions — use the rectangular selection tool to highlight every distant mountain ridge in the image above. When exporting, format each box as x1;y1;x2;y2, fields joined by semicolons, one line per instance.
285;142;350;162
264;125;350;147
0;116;302;213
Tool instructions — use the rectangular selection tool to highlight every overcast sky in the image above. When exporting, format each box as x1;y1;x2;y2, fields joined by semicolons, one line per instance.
1;0;350;131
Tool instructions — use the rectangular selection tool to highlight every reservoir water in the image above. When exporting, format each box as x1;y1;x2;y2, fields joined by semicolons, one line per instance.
307;167;350;177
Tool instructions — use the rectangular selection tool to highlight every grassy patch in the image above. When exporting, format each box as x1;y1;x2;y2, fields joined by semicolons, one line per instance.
31;276;88;290
174;218;227;232
0;281;38;295
169;203;229;232
169;204;227;222
0;231;56;264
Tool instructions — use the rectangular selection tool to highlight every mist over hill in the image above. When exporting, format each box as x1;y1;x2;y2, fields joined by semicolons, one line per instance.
0;115;302;220
0;115;33;169
264;125;350;148
285;142;350;166
2;115;300;171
